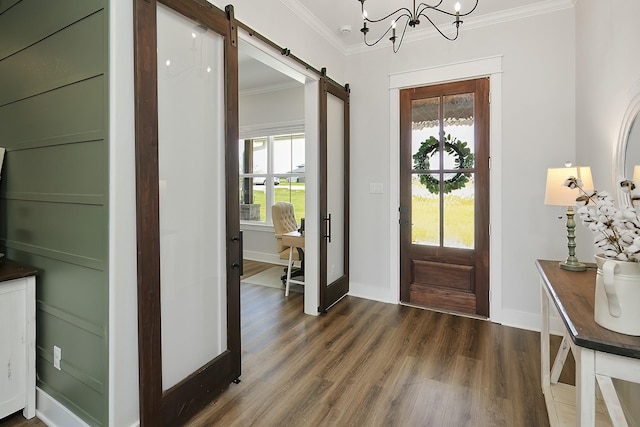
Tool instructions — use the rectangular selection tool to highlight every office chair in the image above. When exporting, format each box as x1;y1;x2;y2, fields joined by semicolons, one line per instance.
272;202;304;287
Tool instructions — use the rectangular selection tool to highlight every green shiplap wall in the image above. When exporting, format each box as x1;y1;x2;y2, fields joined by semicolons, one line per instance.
0;1;109;426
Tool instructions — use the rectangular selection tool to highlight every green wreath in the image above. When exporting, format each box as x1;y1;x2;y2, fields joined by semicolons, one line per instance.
412;134;474;195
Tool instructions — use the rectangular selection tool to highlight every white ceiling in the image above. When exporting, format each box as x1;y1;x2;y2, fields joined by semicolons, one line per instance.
239;49;301;94
239;0;568;91
286;0;568;54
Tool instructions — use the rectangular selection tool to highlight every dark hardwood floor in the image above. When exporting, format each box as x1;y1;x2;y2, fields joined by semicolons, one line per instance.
2;260;572;427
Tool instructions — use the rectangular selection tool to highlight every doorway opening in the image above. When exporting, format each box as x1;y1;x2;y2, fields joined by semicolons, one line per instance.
237;37;319;315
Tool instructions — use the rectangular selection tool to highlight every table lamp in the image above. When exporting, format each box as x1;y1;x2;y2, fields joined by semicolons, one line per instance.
544;166;593;271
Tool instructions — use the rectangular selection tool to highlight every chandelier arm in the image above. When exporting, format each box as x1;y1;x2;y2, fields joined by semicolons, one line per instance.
417;0;445;10
459;0;479;17
419;13;459;41
416;0;478;17
363;11;412;46
363;7;414;24
417;3;449;17
363;21;395;46
363;14;411;46
392;18;411;53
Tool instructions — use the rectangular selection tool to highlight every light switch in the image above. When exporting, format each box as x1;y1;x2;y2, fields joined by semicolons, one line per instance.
369;183;384;194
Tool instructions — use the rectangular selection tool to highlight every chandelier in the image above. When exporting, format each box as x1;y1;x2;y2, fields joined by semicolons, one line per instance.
358;0;479;52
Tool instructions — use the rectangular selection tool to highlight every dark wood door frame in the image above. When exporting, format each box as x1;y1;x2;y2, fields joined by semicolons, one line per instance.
319;77;350;312
133;0;240;425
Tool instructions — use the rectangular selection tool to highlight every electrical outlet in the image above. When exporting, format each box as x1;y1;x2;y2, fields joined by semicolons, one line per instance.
53;345;61;370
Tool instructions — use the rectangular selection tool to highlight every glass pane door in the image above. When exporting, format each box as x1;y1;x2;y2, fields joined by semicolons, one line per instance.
319;79;349;312
157;3;227;391
410;93;476;249
326;93;345;283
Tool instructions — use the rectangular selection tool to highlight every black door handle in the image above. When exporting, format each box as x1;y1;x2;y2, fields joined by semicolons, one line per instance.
231;231;243;275
323;214;332;243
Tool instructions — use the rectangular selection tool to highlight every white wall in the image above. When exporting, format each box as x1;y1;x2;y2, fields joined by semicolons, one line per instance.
240;85;304;136
346;5;576;327
575;1;640;423
575;0;640;197
109;1;139;426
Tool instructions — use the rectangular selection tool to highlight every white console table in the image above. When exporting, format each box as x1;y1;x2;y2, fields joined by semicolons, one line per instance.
537;260;640;427
0;260;38;421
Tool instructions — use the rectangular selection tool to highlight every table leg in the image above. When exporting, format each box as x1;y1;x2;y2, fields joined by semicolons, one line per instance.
575;346;596;427
541;279;551;392
551;335;570;384
285;248;294;297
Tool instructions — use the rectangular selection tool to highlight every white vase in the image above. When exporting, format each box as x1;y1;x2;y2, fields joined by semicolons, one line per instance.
594;254;640;336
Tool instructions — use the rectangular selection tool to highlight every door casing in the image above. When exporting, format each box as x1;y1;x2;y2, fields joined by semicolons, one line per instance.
388;57;504;321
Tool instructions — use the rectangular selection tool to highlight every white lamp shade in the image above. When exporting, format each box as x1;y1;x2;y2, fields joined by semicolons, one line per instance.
633;165;640;184
544;166;594;206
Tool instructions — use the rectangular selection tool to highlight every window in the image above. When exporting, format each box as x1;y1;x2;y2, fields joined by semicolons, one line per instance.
239;133;305;224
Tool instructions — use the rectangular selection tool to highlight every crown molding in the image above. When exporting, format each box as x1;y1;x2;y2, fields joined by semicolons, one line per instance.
240;80;302;97
280;0;573;57
279;0;348;56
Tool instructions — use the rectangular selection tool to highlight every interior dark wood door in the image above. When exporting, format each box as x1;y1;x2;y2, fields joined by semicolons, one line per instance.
399;79;490;317
134;1;241;426
319;78;350;312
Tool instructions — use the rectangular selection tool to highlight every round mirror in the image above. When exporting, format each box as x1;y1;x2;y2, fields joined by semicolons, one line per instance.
625;113;640;181
615;93;640;203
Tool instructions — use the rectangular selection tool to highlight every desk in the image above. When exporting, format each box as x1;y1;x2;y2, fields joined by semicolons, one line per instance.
537;260;640;427
282;231;304;296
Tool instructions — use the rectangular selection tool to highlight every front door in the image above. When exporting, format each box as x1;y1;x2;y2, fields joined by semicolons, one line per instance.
134;1;241;425
399;78;490;317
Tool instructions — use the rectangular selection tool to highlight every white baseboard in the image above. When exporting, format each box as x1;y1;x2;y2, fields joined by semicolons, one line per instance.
348;281;396;304
243;250;287;266
36;387;90;427
494;308;565;335
37;387;142;427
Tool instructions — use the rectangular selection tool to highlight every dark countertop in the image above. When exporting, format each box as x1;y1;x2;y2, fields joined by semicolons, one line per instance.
0;259;38;283
536;259;640;359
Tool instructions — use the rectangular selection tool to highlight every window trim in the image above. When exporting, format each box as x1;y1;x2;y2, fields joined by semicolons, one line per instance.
240;133;306;225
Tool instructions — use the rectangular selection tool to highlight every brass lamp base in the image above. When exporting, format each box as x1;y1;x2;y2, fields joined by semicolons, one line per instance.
559;260;586;272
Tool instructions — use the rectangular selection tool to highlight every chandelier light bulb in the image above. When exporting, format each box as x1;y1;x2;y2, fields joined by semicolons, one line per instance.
191;32;197;39
455;2;461;12
392;20;396;29
362;9;368;19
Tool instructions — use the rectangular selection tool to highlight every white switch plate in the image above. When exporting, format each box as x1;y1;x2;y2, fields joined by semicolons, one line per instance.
53;345;61;370
369;183;384;194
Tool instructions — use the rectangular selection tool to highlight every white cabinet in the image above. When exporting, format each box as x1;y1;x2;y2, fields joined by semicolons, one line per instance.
0;262;37;421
